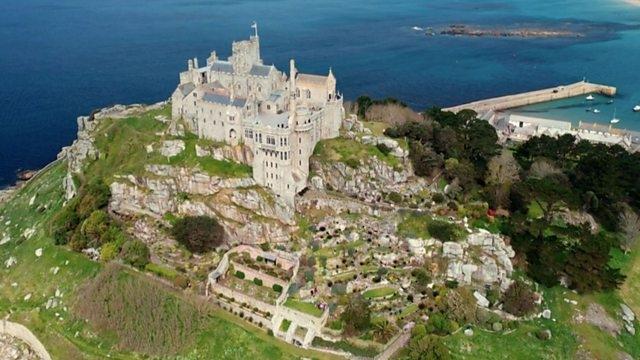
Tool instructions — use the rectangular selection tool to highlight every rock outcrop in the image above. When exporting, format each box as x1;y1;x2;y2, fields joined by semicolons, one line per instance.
310;155;423;204
439;230;515;290
110;165;295;244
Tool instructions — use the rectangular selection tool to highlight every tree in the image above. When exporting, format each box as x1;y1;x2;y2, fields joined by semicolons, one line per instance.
409;141;443;178
407;335;451;360
486;150;521;208
502;280;536;317
171;216;225;253
372;318;396;343
620;206;640;252
340;295;371;335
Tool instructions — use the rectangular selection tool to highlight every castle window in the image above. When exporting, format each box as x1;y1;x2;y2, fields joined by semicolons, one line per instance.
228;116;235;122
267;105;271;110
258;86;262;92
306;89;311;99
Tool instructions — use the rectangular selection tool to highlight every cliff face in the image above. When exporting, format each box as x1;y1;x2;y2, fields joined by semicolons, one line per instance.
109;165;295;244
309;152;426;205
57;103;296;245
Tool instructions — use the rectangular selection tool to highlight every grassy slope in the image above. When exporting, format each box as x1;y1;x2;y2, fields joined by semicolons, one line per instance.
90;106;251;183
0;162;337;358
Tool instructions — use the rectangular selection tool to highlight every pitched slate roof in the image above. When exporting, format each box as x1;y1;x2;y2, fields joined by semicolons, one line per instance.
210;61;234;73
202;92;247;107
178;83;196;97
249;64;272;77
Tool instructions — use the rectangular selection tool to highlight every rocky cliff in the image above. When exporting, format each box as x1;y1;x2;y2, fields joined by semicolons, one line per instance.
57;102;296;245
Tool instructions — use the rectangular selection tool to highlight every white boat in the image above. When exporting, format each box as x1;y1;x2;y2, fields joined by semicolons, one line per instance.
586;95;595;101
634;105;640;112
412;26;424;31
593;109;601;114
611;109;620;124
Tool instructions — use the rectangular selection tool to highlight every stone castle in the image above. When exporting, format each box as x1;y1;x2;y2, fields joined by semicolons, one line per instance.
171;25;344;205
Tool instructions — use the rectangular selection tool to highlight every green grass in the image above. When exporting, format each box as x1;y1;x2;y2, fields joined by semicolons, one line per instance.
397;211;431;239
145;262;180;280
362;287;396;299
313;137;402;169
284;298;324;317
398;304;419;320
280;319;292;332
91;106;251;182
527;201;545;219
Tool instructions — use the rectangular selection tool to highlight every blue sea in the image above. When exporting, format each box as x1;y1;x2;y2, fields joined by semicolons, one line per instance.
1;0;639;187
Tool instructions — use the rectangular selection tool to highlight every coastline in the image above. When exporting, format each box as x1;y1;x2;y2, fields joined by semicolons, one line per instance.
625;0;640;6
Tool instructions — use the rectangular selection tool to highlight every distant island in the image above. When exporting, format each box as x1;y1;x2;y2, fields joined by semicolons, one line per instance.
439;24;583;38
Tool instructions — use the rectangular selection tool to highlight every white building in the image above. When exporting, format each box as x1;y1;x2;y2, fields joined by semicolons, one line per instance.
171;25;344;205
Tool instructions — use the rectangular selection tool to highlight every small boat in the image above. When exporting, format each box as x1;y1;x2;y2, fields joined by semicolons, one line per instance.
593;109;601;114
634;105;640;112
586;95;595;101
611;109;620;124
412;26;424;31
608;99;614;104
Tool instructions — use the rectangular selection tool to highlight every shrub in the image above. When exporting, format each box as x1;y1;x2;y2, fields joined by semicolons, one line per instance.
100;241;121;262
51;200;80;245
235;271;245;279
341;295;371;335
272;284;283;293
425;313;455;336
331;283;347;295
376;143;392;156
253;278;263;286
344;158;360;169
407;334;451;360
443;287;477;324
69;231;89;252
82;210;110;246
171;216;225;253
173;274;190;289
432;193;446;204
121;239;150;269
503;280;537;317
76;179;110;219
387;191;403;204
100;225;128;247
427;220;460;242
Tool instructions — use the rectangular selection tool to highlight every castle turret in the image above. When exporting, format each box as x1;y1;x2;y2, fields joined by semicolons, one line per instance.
207;51;218;65
193;57;199;69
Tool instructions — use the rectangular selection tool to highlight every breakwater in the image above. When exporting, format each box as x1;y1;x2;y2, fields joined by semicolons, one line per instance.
444;81;617;114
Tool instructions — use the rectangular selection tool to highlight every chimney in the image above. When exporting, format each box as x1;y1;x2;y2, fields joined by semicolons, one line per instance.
193;57;199;69
188;59;194;70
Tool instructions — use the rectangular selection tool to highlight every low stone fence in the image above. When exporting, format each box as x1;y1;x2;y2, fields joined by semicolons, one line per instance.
213;297;273;330
210;283;277;316
1;320;52;360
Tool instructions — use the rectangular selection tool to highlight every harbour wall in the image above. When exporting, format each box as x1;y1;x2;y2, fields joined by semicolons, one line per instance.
444;81;617;114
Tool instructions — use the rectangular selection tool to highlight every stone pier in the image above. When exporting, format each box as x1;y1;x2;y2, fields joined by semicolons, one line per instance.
444;81;617;114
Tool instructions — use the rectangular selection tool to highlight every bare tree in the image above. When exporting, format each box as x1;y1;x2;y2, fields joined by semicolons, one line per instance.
486;150;521;208
528;158;562;179
620;206;640;252
365;103;422;125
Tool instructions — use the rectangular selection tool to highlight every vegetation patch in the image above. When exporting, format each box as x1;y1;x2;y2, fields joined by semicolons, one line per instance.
171;215;226;253
284;298;323;317
362;287;396;299
73;263;206;356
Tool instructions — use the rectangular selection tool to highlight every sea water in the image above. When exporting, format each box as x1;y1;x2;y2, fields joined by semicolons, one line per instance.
1;0;639;186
